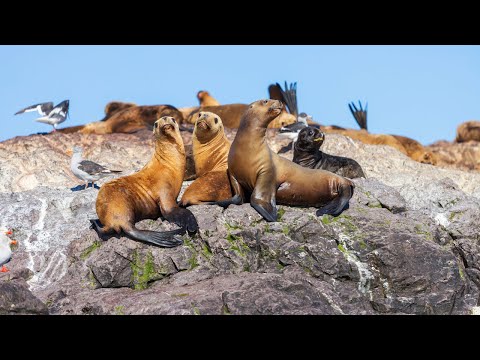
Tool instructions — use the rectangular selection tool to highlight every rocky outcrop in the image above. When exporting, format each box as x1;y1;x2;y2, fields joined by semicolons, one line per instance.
1;130;480;314
427;140;480;172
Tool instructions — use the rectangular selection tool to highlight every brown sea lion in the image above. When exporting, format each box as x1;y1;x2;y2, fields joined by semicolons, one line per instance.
186;104;295;129
293;127;366;178
180;112;232;206
91;116;198;247
213;99;354;222
197;90;220;107
391;134;437;165
100;101;137;121
455;121;480;143
322;127;409;155
80;105;185;134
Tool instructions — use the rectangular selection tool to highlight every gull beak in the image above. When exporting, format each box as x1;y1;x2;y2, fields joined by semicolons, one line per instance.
5;230;12;235
10;240;17;246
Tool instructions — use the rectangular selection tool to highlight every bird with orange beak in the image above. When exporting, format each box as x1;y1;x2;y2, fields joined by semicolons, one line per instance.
0;228;17;273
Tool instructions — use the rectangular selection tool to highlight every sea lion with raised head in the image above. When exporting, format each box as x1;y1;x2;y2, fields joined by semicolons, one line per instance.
92;116;198;247
391;134;437;165
213;99;354;221
180;112;232;206
293;127;366;178
197;90;220;107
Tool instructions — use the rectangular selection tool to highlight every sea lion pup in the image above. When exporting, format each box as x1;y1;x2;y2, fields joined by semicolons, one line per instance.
212;99;354;222
81;105;185;134
197;90;220;107
293;127;366;179
186;104;295;129
455;121;480;143
100;101;137;121
92;116;198;247
391;134;437;165
180;112;232;206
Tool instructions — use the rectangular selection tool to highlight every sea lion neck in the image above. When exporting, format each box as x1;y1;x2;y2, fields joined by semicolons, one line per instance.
151;133;185;167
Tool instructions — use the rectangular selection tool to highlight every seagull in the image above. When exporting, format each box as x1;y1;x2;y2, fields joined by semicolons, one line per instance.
277;112;311;147
70;146;122;190
15;99;70;132
0;228;17;273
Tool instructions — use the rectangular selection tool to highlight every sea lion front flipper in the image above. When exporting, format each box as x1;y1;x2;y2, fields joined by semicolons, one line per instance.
203;173;244;208
250;171;278;222
163;207;199;234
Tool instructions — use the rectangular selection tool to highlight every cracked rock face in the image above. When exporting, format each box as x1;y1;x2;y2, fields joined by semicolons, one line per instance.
1;131;480;314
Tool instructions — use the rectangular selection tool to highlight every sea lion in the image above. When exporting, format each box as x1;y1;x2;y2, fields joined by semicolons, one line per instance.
455;121;480;143
100;101;137;121
92;116;198;247
214;99;354;222
322;127;409;155
180;112;232;206
293;127;366;179
197;90;220;107
391;134;437;165
186;104;295;129
80;105;185;134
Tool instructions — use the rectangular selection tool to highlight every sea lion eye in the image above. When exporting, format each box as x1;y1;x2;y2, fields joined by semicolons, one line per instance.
198;113;201;118
215;118;219;124
263;100;268;104
171;118;176;123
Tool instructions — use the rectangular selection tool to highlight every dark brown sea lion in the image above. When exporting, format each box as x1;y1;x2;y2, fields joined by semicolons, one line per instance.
100;101;137;121
92;116;198;247
180;112;232;206
293;127;366;178
81;105;185;134
186;104;295;129
455;121;480;143
213;99;354;222
197;90;220;107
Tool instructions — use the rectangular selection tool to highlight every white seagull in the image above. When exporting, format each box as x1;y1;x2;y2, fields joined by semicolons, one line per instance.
0;228;17;273
15;99;70;132
70;146;122;189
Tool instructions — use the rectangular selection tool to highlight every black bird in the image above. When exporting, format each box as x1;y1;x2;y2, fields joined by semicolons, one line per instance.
348;101;368;130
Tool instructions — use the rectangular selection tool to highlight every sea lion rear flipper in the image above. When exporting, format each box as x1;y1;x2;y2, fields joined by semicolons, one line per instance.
348;101;368;131
124;228;184;248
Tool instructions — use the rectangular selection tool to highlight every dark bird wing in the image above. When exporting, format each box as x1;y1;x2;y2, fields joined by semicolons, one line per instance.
278;82;298;117
268;83;285;102
348;101;368;130
50;100;69;118
15;102;54;116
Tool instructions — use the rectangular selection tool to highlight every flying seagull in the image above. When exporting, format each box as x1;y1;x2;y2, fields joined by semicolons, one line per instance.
0;228;17;273
70;146;122;190
15;100;70;132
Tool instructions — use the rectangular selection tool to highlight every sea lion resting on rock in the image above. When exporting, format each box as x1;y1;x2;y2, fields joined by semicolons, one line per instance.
391;134;437;165
455;121;480;143
213;99;354;221
100;101;137;121
80;105;185;134
180;112;233;206
322;127;409;156
293;127;366;179
185;104;296;129
92;116;198;247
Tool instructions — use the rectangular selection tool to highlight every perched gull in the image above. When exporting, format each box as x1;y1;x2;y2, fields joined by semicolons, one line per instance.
0;228;17;273
276;112;311;148
15;99;70;132
70;146;122;189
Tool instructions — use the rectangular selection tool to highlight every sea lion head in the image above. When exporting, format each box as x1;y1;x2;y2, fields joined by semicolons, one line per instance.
197;90;209;101
246;99;284;126
297;126;325;152
153;116;181;142
194;111;223;142
420;151;437;165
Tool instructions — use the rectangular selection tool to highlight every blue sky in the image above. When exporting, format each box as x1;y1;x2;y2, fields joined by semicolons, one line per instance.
1;45;479;144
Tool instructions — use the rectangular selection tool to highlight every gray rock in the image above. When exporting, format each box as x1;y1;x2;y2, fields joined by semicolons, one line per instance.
0;281;48;315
